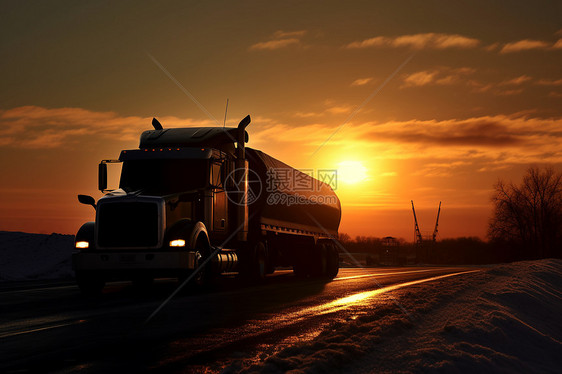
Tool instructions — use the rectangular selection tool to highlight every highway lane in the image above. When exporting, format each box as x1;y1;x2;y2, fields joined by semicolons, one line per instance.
0;266;479;373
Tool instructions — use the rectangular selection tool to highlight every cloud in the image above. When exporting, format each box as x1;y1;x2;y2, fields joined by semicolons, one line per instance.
500;75;532;86
401;67;475;88
402;71;438;87
0;106;214;149
249;38;300;51
413;161;473;177
326;105;353;114
537;78;562;86
400;69;540;95
273;30;307;39
362;118;523;147
380;172;397;177
495;88;524;96
250;114;562;165
346;33;480;50
4;106;562;168
499;39;550;53
484;43;500;52
249;30;306;51
351;77;373;86
293;111;318;118
553;39;562;49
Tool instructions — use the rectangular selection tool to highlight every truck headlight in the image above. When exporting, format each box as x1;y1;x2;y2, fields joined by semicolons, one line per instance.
75;241;89;249
169;239;186;247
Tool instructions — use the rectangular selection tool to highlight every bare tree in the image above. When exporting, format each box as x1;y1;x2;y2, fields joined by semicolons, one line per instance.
488;167;562;259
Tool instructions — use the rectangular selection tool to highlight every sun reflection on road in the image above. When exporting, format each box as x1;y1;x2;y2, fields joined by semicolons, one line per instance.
283;270;480;321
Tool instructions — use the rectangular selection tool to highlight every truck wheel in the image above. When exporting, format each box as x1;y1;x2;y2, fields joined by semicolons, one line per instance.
76;271;105;295
192;248;213;288
293;261;308;278
319;243;329;277
326;243;340;279
253;242;267;281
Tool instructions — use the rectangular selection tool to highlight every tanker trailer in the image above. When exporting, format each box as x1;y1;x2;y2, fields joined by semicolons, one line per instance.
245;148;341;278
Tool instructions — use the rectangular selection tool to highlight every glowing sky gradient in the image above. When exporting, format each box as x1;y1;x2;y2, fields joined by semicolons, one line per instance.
1;1;561;240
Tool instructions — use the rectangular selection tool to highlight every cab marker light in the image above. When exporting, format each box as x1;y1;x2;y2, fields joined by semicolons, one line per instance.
75;241;89;249
170;239;186;247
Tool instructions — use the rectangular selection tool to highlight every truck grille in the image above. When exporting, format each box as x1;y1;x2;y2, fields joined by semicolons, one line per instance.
97;201;159;248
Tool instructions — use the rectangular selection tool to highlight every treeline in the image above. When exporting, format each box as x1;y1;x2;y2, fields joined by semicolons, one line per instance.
338;235;495;265
489;166;562;261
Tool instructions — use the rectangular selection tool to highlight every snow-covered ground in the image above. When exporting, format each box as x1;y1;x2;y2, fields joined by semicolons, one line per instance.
1;231;561;372
229;259;562;373
0;231;74;281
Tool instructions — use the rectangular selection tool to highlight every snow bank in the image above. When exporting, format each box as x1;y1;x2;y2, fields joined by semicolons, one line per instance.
0;231;74;281
230;259;562;373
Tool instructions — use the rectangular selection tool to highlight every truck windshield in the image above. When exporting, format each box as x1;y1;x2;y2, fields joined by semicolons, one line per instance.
119;159;207;195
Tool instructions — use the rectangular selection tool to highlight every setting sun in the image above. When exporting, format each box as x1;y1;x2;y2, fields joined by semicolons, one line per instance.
337;161;368;185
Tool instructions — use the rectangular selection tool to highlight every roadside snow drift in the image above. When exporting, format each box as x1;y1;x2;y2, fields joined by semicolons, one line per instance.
228;259;562;373
0;231;74;281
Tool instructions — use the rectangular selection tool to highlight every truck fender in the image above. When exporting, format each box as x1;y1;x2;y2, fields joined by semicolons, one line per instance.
165;219;210;250
75;222;95;248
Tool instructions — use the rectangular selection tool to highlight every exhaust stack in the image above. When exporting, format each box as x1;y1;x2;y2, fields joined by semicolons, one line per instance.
236;115;251;158
235;115;251;242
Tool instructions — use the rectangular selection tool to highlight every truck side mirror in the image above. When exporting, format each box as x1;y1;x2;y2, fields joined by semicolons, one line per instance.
78;194;96;209
98;162;107;191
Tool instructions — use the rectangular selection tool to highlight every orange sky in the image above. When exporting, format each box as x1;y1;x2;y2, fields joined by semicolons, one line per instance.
0;1;561;240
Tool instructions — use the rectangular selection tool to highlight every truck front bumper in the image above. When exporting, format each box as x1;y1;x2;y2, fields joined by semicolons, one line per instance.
72;250;198;273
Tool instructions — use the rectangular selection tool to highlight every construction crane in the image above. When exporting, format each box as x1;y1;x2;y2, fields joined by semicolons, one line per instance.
432;201;441;242
411;200;423;245
411;200;442;243
411;200;442;264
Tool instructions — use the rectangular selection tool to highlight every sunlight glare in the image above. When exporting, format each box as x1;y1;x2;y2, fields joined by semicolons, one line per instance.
337;160;368;185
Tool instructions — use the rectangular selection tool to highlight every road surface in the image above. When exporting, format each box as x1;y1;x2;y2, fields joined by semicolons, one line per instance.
0;266;479;373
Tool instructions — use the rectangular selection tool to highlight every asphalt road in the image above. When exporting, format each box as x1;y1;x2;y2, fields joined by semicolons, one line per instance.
0;266;478;373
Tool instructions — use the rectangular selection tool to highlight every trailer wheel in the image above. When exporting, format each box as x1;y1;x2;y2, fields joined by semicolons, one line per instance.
240;241;267;282
293;249;312;278
293;260;308;278
326;243;340;279
312;243;329;278
76;271;105;295
253;242;267;281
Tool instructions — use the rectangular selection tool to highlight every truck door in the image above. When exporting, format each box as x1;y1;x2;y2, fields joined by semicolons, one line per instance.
211;161;227;232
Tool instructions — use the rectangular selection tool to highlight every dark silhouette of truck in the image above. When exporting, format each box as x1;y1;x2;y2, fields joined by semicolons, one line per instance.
73;116;341;294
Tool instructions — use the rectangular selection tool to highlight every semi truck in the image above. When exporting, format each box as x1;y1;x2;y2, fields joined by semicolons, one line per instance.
72;115;341;294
